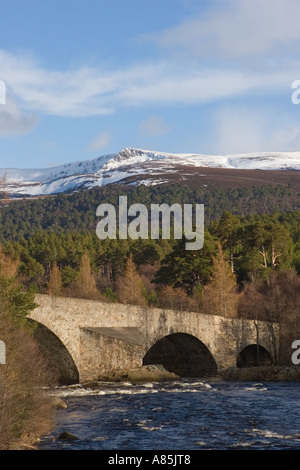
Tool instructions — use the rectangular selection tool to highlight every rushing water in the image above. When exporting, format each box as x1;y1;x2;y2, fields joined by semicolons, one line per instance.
39;379;300;451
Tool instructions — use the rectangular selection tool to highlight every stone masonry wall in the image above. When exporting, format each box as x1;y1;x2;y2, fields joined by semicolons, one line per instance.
80;328;143;382
28;294;279;382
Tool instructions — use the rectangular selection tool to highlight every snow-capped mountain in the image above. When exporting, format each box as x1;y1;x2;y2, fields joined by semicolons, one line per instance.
1;147;300;197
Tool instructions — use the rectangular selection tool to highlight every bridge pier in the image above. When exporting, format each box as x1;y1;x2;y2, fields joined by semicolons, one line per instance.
79;327;144;383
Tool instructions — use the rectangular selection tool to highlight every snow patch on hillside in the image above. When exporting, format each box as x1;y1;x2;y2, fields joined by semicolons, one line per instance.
1;147;300;196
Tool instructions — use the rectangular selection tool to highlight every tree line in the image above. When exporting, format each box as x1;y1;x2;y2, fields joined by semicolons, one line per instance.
0;181;299;241
1;208;300;365
0;208;300;317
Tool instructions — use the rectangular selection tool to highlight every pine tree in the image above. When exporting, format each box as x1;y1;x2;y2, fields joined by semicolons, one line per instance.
212;211;242;273
153;231;217;294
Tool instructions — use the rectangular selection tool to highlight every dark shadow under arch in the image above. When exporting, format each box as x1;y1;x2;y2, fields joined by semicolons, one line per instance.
143;333;218;377
237;344;273;368
32;322;79;385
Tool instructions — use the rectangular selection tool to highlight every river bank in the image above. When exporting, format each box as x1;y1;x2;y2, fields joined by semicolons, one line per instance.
92;364;300;384
221;365;300;382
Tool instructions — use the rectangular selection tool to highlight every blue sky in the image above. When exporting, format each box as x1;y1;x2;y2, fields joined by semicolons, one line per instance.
1;0;300;168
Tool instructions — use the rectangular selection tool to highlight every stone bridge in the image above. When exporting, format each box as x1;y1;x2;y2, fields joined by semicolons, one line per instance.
28;294;279;384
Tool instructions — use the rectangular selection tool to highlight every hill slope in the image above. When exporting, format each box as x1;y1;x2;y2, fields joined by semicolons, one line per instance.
1;147;300;197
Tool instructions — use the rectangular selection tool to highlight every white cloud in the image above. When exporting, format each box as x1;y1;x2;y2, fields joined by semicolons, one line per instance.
148;0;300;61
138;115;172;136
0;50;115;117
0;94;38;136
87;131;111;152
0;47;295;124
0;0;299;132
212;105;300;154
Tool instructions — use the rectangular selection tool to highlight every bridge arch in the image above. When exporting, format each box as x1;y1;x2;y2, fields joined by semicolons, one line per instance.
31;321;79;384
237;343;273;368
143;332;218;377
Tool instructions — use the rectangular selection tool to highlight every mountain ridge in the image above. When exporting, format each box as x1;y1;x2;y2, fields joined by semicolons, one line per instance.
1;147;300;197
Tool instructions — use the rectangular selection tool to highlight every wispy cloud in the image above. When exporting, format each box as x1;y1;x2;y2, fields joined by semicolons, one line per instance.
87;131;111;152
138;115;172;136
0;0;299;139
0;95;38;136
0;50;115;118
146;0;300;61
212;105;300;154
0;51;295;125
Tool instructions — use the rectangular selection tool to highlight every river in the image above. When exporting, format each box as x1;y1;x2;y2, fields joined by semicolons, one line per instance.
38;379;300;451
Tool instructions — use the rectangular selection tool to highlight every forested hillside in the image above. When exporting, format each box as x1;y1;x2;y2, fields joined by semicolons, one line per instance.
0;182;299;240
0;181;300;364
0;181;299;299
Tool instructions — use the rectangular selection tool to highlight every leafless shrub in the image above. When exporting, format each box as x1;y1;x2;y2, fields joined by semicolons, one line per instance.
0;317;57;449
